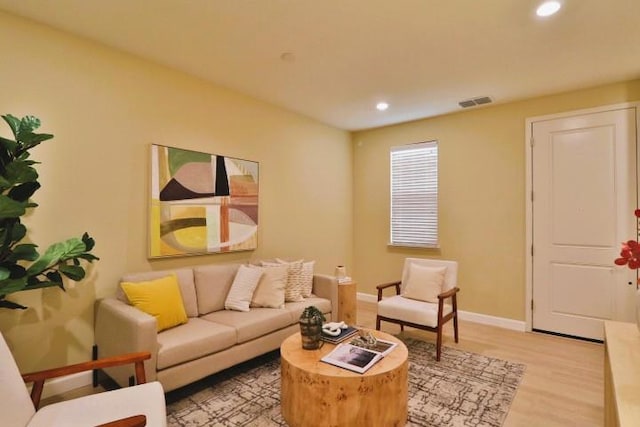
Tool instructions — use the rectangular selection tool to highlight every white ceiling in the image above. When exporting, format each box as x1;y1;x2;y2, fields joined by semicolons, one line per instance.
1;0;639;130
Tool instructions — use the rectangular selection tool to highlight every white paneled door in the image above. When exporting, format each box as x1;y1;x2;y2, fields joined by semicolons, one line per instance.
531;107;638;340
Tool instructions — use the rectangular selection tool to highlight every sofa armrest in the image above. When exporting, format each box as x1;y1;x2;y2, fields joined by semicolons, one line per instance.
312;274;339;322
94;298;159;386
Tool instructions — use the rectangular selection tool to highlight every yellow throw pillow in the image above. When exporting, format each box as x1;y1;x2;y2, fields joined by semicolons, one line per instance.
121;273;188;331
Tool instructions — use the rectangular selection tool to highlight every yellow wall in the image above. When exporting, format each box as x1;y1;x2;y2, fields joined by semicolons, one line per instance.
353;79;640;321
0;11;353;371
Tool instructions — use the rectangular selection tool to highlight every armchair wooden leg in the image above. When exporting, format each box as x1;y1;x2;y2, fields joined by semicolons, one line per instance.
436;325;443;361
376;316;381;330
453;313;459;343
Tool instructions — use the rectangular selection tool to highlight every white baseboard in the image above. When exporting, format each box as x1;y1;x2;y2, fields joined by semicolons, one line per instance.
357;292;378;303
28;371;93;400
357;292;526;332
458;310;526;331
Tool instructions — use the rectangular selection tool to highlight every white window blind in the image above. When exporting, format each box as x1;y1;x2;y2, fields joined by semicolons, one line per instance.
390;141;438;247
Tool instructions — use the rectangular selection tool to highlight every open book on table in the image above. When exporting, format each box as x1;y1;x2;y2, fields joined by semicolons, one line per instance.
320;338;398;374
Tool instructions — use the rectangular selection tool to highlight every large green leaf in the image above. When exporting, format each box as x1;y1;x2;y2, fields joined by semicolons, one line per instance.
44;271;62;285
19;132;53;151
1;114;21;139
0;297;27;310
0;220;24;247
10;222;26;243
82;232;96;252
0;176;12;191
77;253;100;262
26;238;87;276
16;116;41;140
4;160;38;185
0;267;10;281
0;195;26;219
9;244;39;262
58;238;89;260
8;182;40;202
0;277;27;294
0;263;27;279
59;265;85;281
24;276;62;290
0;136;18;155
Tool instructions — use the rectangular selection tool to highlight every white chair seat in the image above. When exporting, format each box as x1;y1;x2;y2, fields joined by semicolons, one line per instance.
28;381;166;427
378;295;452;328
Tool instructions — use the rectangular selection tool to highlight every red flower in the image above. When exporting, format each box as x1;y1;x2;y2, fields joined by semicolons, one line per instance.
615;211;640;287
616;240;640;269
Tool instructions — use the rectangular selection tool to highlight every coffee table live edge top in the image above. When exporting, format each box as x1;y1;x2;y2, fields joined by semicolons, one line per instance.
280;329;408;377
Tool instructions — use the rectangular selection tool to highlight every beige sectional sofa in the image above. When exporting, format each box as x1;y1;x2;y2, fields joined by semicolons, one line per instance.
94;263;338;392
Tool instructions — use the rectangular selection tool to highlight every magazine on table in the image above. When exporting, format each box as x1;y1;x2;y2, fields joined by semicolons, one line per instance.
320;338;398;373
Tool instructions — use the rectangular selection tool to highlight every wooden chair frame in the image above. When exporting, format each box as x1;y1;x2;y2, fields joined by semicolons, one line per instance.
376;280;460;361
21;351;151;427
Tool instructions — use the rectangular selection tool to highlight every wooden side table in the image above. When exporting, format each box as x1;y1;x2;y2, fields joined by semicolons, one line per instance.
337;280;357;325
280;331;408;427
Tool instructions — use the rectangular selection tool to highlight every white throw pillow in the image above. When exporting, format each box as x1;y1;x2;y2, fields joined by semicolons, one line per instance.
276;258;315;298
402;264;447;303
263;259;305;302
225;265;263;312
250;264;288;309
300;260;315;297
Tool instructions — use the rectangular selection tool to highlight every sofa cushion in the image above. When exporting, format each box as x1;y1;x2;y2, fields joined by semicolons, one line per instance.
28;382;166;427
262;260;305;302
276;258;315;297
250;264;287;309
194;264;240;315
224;265;263;312
284;297;332;324
156;318;236;370
120;274;188;332
120;268;198;318
377;295;452;328
300;261;315;298
402;264;446;303
201;308;292;344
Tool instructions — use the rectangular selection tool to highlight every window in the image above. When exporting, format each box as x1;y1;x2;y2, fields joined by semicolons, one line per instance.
390;141;438;248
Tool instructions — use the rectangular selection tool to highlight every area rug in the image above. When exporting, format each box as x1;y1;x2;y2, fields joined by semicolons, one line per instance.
166;338;526;427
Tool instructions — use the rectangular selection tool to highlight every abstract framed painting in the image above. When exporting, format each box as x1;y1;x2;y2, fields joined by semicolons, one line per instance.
149;144;259;258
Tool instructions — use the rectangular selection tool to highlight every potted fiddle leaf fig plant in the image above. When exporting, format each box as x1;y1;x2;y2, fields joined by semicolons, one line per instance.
0;114;99;309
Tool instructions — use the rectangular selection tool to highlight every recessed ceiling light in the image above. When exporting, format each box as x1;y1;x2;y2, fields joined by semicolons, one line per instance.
536;1;561;17
376;102;389;111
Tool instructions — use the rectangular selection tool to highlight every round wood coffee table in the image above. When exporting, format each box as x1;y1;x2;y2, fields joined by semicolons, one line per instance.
280;330;408;427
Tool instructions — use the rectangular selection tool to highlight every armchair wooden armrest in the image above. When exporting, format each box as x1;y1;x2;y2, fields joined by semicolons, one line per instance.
22;351;151;409
376;280;402;301
437;287;460;300
96;414;147;427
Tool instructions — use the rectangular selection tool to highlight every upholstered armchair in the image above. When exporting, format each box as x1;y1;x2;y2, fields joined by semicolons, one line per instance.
0;332;167;427
376;258;459;361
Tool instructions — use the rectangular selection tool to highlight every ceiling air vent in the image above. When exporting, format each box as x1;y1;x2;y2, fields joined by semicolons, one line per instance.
458;96;493;108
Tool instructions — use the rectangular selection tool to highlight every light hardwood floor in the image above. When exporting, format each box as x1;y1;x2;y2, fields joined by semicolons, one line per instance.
357;300;604;427
44;301;605;426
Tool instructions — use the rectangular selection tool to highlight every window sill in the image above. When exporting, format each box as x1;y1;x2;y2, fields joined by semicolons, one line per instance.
387;243;440;249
